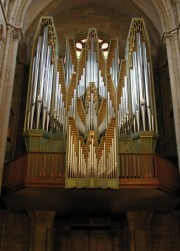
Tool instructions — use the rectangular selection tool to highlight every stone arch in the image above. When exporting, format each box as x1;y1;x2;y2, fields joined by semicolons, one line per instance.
11;0;178;33
13;0;31;27
5;0;31;27
151;0;177;32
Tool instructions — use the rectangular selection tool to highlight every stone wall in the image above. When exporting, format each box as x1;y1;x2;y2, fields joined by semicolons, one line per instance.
0;210;180;251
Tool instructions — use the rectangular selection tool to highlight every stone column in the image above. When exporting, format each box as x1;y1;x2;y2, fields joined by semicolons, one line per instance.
0;25;22;192
172;211;180;250
164;29;180;172
28;210;55;251
0;24;5;68
127;211;153;251
0;209;7;250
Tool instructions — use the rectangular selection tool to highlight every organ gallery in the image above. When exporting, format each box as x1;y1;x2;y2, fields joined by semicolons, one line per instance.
23;17;158;189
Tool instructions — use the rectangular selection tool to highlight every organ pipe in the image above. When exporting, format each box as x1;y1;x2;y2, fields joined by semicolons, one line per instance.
117;19;157;136
24;17;66;135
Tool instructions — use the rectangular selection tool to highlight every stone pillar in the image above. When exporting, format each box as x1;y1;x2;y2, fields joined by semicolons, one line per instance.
28;210;55;251
127;211;153;251
164;29;180;172
0;24;5;68
172;211;180;250
0;25;22;192
0;209;7;250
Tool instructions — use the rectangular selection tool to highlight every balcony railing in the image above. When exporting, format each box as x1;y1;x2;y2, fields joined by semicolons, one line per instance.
2;153;180;194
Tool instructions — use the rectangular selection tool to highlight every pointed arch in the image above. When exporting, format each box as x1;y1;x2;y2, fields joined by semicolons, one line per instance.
151;0;177;31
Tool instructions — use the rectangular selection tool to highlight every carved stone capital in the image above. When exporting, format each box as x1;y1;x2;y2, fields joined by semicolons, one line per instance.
163;26;179;44
6;25;22;41
13;28;23;40
163;33;172;45
6;25;14;37
171;29;179;41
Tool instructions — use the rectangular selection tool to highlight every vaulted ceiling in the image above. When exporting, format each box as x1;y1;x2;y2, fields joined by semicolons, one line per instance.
23;0;162;64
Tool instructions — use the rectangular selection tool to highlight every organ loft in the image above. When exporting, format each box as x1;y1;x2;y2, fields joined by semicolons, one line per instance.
23;17;158;189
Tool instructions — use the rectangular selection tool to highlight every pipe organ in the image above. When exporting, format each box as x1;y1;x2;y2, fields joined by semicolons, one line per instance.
117;18;157;135
66;28;118;189
24;17;66;135
24;17;158;188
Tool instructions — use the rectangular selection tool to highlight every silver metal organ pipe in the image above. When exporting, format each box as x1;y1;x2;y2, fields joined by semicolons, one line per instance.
30;37;42;129
47;64;54;114
59;92;62;123
86;50;90;86
122;87;126;124
147;62;153;111
93;51;96;83
90;38;94;82
148;62;155;131
83;68;86;91
132;51;140;131
114;127;117;176
142;43;150;107
114;48;118;86
136;32;146;131
32;37;42;105
132;51;140;109
124;77;129;121
37;26;48;102
42;47;52;130
43;46;52;107
58;85;62;118
46;64;54;131
130;69;137;132
67;125;71;176
27;56;35;130
120;97;123;128
130;69;135;115
65;44;70;86
73;89;76;118
136;33;145;105
54;72;60;118
142;42;152;131
36;27;49;129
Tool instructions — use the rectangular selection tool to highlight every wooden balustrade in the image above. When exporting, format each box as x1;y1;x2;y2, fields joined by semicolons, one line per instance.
154;154;180;193
2;154;27;192
119;153;180;193
25;152;66;187
2;153;66;192
119;154;156;179
26;152;65;178
2;152;180;194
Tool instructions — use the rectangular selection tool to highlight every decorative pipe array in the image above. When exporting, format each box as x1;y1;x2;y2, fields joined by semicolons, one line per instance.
117;19;157;135
25;20;66;134
67;126;117;179
67;28;118;180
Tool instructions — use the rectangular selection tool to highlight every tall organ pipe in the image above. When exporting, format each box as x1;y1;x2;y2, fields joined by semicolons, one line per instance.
30;37;42;129
27;56;35;130
136;33;146;130
142;42;152;130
